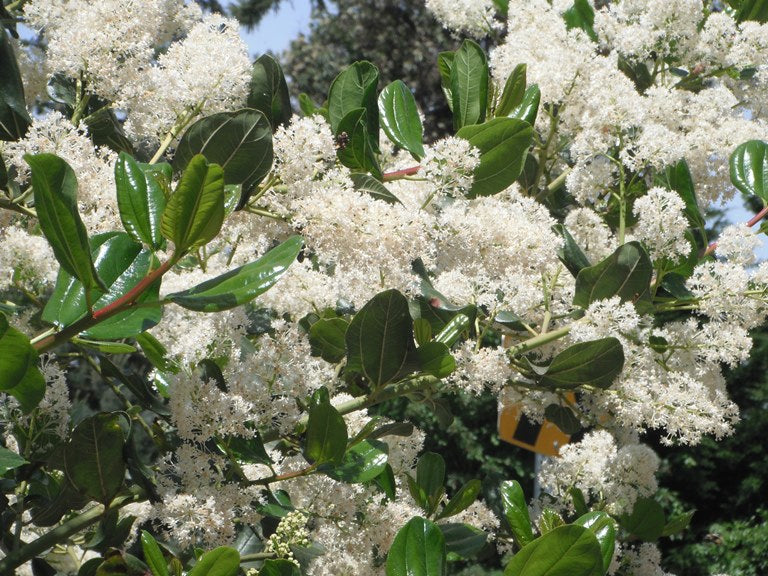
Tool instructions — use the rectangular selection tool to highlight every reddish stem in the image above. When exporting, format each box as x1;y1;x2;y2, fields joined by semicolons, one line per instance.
382;165;421;182
33;259;173;353
704;204;768;257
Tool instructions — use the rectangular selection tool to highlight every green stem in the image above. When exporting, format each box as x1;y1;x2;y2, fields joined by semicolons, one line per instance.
149;101;206;165
70;76;91;127
507;324;572;357
241;552;278;562
0;490;143;574
0;196;36;218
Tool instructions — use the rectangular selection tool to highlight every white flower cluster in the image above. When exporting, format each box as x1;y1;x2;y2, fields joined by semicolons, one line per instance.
631;187;691;263
538;429;659;516
425;0;497;38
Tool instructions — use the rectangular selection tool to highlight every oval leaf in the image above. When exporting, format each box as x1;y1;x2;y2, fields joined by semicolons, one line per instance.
328;61;380;145
619;497;665;542
25;153;104;292
538;338;624;390
174;110;272;209
309;317;349;363
161;154;225;254
437;479;481;520
0;313;45;413
247;54;293;129
417;341;455;378
345;289;415;386
166;235;301;312
115;152;167;249
386;516;447;576
350;172;401;204
575;511;616;573
500;480;534;547
42;232;162;340
141;531;169;576
440;523;487;560
510;84;541;126
0;445;28;475
64;413;128;504
324;439;388;483
504;524;603;576
457;118;534;198
187;547;240;576
378;80;425;159
451;39;489;130
495;63;527;118
335;108;382;179
304;388;348;465
730;139;768;202
573;241;652;311
259;559;302;576
0;28;31;141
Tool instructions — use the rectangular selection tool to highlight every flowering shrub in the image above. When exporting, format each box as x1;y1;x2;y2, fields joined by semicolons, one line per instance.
1;1;768;575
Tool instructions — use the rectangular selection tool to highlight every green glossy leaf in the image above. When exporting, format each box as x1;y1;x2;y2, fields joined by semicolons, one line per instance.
100;356;170;416
437;51;454;111
495;63;527;117
173;110;272;209
440;523;487;560
42;232;162;339
662;510;695;536
82;107;134;154
619;497;665;541
552;224;591;278
544;404;581;434
136;332;179;374
25;153;104;293
328;61;379;148
451;39;489;130
0;445;27;475
64;413;128;504
0;313;45;412
413;318;432;347
309;317;349;363
417;452;446;515
115;152;166;249
0;28;31;141
736;0;768;22
500;480;534;546
437;479;481;520
304;387;348;465
350;172;401;204
325;439;388;483
563;0;598;41
74;339;136;354
248;54;293;129
187;547;240;576
417;341;455;378
504;525;603;576
335;108;382;179
573;241;653;311
538;338;624;390
379;80;425;159
730;139;768;202
346;289;415;386
575;511;616;574
658;159;705;230
259;559;302;576
509;85;541;125
166;235;301;312
569;487;589;517
374;463;397;500
141;531;169;576
386;516;447;576
162;154;225;253
299;92;319;116
457;118;534;198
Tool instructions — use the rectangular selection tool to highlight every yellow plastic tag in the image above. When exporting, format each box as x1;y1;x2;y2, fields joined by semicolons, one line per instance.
498;396;573;457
